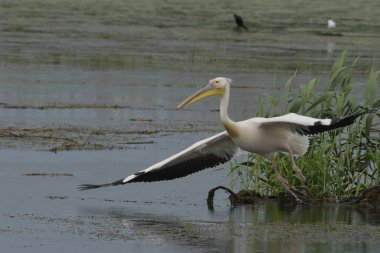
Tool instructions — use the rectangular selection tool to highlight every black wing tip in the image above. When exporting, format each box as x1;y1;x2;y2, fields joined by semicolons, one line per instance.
78;184;103;191
78;179;124;191
303;109;373;136
333;110;370;125
328;108;375;128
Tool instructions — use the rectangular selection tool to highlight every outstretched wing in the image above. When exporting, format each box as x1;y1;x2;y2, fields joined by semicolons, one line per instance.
258;112;367;136
79;131;238;190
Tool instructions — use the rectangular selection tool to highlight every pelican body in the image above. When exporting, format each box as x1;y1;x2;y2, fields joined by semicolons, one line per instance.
79;77;368;201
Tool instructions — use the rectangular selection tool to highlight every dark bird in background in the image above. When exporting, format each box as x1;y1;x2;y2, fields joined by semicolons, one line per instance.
234;14;248;31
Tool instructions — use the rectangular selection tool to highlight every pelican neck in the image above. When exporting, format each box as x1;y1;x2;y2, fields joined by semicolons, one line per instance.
220;84;235;126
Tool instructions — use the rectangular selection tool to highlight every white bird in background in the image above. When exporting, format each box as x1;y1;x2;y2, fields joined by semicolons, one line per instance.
79;77;368;202
327;18;336;28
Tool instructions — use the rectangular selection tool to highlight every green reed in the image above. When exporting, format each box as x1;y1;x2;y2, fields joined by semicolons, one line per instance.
229;51;380;201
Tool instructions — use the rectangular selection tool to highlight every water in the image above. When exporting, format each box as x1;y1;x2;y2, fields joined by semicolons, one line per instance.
1;0;380;75
0;0;379;252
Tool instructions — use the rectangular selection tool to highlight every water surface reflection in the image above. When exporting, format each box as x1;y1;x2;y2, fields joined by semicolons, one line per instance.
93;203;380;253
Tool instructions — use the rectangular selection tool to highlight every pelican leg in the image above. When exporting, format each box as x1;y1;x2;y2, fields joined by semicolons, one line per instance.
265;154;303;203
287;148;306;182
266;154;289;188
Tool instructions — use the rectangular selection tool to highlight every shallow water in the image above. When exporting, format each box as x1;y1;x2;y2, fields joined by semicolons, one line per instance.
1;150;380;253
1;0;380;76
0;0;380;252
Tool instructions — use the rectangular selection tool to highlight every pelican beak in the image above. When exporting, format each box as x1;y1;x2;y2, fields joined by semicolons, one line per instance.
176;83;224;110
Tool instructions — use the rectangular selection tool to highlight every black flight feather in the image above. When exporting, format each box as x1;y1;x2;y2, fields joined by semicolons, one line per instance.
78;132;237;190
260;110;370;136
301;111;369;135
78;179;124;191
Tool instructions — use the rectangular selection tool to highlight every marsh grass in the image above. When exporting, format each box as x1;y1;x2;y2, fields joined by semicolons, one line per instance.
229;51;380;201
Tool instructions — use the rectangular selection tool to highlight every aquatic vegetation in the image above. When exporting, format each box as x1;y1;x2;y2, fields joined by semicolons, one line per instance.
230;51;380;201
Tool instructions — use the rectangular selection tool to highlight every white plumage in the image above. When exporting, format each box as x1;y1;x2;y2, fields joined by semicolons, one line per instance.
122;131;236;184
255;113;332;126
327;19;336;28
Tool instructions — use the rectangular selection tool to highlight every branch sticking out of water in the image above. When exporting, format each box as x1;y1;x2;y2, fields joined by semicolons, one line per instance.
207;186;264;209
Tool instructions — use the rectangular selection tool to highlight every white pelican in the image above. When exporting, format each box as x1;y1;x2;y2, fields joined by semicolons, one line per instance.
79;77;368;201
327;19;336;28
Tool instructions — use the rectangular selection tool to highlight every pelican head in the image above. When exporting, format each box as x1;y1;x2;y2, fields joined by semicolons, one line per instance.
176;77;232;110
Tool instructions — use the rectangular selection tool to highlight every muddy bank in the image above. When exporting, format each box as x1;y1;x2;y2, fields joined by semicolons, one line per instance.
0;124;221;151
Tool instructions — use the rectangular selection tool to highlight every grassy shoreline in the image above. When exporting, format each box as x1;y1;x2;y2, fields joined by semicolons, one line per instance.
229;51;380;202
